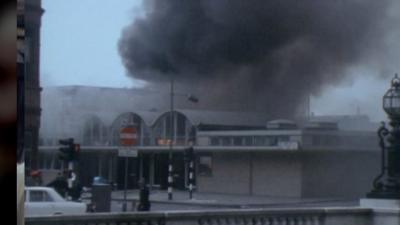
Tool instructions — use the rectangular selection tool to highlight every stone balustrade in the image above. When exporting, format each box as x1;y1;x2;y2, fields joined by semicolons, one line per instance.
26;207;397;225
26;211;166;225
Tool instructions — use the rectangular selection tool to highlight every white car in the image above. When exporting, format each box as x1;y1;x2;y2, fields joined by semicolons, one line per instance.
25;187;87;217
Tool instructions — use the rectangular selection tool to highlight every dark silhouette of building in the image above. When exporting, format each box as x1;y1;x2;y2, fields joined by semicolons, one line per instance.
24;0;44;170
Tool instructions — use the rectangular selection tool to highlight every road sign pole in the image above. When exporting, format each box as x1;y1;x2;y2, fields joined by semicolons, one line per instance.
122;157;128;212
119;125;138;212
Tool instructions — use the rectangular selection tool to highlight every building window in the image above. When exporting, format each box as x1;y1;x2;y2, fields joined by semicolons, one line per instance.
244;137;253;146
324;135;338;146
312;135;322;146
197;155;212;176
45;155;52;169
221;137;231;146
233;137;243;146
277;136;289;142
210;137;219;146
254;136;265;146
38;138;44;146
266;136;278;146
54;157;62;170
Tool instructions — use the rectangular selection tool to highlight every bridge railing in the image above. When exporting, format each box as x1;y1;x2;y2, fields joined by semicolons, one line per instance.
26;207;373;225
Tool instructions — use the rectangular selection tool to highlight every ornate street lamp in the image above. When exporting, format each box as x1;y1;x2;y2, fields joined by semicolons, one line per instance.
367;74;400;199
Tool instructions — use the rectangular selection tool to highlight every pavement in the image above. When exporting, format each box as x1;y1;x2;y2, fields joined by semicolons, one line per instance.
82;189;359;212
82;190;359;212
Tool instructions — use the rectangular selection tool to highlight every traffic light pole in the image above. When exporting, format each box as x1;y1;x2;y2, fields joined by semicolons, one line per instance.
189;160;194;199
67;161;74;189
167;79;198;201
185;145;195;199
58;138;79;199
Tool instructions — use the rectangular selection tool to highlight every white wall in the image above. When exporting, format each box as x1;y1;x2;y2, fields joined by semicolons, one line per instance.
197;152;251;194
252;152;302;197
196;150;380;199
197;152;303;197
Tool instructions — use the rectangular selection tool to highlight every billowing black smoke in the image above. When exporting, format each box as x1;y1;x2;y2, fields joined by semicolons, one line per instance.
119;0;395;118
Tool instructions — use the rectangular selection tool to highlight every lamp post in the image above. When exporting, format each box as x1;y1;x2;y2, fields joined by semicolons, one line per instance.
367;74;400;199
168;79;174;200
168;78;198;200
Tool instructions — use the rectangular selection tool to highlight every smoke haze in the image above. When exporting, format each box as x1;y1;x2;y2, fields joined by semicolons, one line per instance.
119;0;399;118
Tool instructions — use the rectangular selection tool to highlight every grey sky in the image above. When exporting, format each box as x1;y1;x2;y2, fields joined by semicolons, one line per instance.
40;0;145;88
40;0;396;122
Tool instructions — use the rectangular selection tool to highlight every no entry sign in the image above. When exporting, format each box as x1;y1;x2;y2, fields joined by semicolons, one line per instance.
120;126;138;146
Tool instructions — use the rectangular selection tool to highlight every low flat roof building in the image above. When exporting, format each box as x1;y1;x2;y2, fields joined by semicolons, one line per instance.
194;121;378;198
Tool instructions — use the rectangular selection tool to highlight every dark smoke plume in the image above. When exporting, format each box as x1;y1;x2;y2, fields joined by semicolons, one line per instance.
119;0;397;118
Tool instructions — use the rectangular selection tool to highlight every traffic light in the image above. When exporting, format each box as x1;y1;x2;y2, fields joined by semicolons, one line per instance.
58;138;74;161
184;146;194;162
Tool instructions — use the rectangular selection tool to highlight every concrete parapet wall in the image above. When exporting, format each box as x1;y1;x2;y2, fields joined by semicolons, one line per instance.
322;208;372;225
372;209;400;225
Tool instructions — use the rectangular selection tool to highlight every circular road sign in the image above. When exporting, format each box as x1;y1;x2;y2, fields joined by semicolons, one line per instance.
120;126;138;146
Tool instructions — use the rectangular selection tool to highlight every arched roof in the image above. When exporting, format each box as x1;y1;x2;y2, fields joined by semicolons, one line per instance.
78;111;120;127
151;110;193;127
152;109;270;127
81;114;104;124
109;111;160;128
78;109;270;129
